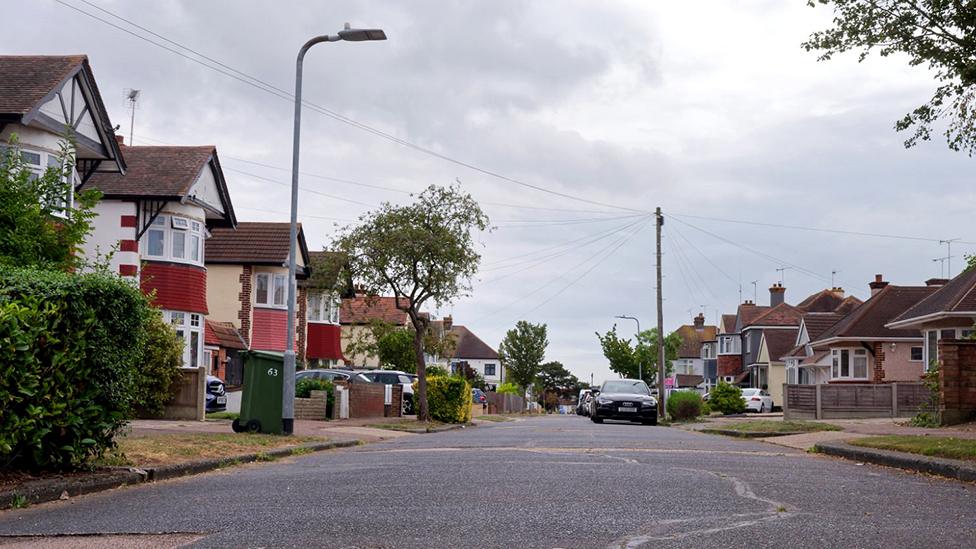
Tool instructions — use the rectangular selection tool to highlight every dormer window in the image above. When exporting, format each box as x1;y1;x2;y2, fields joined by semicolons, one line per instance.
143;213;205;266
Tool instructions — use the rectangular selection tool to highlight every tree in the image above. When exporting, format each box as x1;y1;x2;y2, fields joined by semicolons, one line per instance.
803;1;976;154
498;321;548;394
596;325;682;385
0;137;101;270
536;360;581;411
329;185;489;421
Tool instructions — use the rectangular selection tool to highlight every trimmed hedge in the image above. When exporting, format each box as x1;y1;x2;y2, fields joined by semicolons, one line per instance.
421;375;472;424
0;267;150;470
667;390;705;420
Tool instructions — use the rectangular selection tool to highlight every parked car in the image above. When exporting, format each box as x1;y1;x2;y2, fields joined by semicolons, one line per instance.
576;389;592;416
205;375;227;413
741;388;774;413
472;387;488;405
296;369;373;384
589;379;657;425
358;369;416;415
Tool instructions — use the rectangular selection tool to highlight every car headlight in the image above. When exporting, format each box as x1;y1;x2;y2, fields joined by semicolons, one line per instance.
641;399;656;407
597;397;613;405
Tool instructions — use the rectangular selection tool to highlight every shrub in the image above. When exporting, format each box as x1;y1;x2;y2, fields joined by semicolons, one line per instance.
497;382;521;395
131;309;183;418
709;382;746;415
0;266;150;470
296;378;334;399
426;365;449;377
419;376;472;423
667;391;705;421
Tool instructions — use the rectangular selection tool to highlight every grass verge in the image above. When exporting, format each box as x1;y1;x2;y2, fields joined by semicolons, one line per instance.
98;433;327;467
718;420;842;433
370;420;449;432
849;435;976;462
476;415;514;423
206;411;239;421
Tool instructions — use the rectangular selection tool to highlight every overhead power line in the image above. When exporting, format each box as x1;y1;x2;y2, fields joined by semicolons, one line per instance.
58;0;648;214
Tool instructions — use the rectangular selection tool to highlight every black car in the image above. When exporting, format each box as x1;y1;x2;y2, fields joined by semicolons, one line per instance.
206;375;227;413
589;379;657;425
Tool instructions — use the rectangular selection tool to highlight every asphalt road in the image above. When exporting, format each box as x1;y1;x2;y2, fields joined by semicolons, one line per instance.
1;416;975;548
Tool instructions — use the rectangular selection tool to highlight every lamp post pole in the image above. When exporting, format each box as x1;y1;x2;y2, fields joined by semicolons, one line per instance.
615;315;641;381
283;24;386;435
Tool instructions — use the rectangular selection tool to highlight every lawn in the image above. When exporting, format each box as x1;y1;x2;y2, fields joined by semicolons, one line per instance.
850;435;976;462
99;433;327;467
371;420;449;432
206;411;239;421
476;415;514;422
718;420;842;433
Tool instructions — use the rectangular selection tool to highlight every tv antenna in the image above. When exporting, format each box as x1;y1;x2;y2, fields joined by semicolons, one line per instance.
124;89;140;145
940;239;959;278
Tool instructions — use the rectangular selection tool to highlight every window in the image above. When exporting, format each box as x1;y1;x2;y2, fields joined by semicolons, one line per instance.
307;292;340;323
273;274;286;306
484;364;497;376
165;311;203;368
831;348;868;380
941;329;957;340
926;330;939;371
745;336;751;354
308;294;322;321
141;214;205;265
256;273;287;307
7;147;77;215
910;346;923;362
256;274;269;305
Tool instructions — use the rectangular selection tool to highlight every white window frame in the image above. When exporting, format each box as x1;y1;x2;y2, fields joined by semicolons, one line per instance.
165;310;204;369
255;272;288;308
925;330;939;371
910;346;924;362
3;146;77;216
830;348;869;381
142;213;205;266
306;291;340;323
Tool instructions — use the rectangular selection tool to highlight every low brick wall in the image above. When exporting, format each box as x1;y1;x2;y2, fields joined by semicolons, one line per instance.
939;339;976;425
163;367;205;421
347;383;403;419
295;390;329;421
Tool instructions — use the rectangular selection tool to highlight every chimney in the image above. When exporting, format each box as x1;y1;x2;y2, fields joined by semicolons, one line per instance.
693;313;705;331
769;283;786;306
443;315;453;332
869;274;889;296
925;278;949;287
742;300;755;307
830;287;845;297
114;135;124;146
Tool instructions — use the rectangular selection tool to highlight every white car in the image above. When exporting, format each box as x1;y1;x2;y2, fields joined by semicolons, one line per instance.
741;388;774;413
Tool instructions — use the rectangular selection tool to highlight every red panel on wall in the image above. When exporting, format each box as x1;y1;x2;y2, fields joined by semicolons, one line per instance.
141;262;208;314
306;323;345;361
251;307;289;352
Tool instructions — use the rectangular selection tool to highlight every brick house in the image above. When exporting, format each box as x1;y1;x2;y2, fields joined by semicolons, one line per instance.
672;313;717;387
204;320;248;386
205;222;309;359
303;251;346;368
339;294;411;367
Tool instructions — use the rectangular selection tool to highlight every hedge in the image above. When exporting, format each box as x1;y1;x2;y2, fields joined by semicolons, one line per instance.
0;266;150;470
667;390;705;420
709;382;746;415
421;375;472;424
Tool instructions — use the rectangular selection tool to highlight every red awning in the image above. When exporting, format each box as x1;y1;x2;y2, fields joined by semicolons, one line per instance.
306;323;346;361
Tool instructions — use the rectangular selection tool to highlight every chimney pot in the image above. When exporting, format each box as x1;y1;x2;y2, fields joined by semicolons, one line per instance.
769;283;786;306
869;274;889;296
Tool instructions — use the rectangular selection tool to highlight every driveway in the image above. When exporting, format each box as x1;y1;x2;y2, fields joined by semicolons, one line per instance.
1;416;974;548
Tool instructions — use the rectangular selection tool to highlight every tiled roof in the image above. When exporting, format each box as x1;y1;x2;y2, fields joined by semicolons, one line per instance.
720;314;737;334
675;374;704;388
748;303;803;327
783;343;807;359
802;312;845;341
763;328;799;363
814;285;937;341
889;268;976;325
0;55;84;114
834;296;862;315
340;295;410;325
800;350;829;366
736;304;770;330
797;289;861;313
674;323;717;358
205;320;247;350
206;222;308;266
84;145;213;198
451;325;499;360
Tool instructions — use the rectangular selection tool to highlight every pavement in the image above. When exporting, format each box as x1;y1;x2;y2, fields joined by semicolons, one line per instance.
1;415;975;548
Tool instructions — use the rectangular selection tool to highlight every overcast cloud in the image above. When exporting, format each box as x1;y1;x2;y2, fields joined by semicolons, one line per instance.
5;1;974;384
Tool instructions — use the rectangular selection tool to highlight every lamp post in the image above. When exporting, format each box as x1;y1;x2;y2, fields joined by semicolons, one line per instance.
615;315;642;381
283;23;386;435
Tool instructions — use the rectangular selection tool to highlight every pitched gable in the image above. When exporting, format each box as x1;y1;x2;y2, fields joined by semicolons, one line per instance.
889;268;976;327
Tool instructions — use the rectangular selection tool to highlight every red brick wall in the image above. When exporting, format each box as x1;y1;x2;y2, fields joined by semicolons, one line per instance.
717;355;742;378
141;262;208;314
251;307;288;351
238;266;252;346
298;286;307;364
348;383;387;418
938;339;976;424
873;342;886;383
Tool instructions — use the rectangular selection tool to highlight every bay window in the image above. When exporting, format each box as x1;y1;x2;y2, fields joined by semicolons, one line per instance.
166;310;204;368
830;348;868;380
307;291;339;323
256;272;287;307
143;214;205;265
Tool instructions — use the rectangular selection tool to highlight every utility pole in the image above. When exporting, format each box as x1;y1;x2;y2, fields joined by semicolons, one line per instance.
655;207;666;419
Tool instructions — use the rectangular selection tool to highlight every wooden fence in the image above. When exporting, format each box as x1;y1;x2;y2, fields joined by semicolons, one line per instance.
162;367;205;420
487;392;525;414
784;383;931;420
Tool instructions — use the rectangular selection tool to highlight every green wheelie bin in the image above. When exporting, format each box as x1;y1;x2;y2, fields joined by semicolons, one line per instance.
232;350;284;435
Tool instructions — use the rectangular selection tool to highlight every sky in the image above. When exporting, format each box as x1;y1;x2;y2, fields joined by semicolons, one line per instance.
5;1;974;385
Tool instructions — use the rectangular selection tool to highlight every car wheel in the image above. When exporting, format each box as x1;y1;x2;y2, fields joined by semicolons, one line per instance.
245;419;261;433
231;418;244;433
643;416;657;426
590;416;603;424
403;396;414;416
759;403;766;414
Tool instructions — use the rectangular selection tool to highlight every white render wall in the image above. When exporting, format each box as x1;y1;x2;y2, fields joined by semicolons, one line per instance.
453;358;503;388
83;199;138;274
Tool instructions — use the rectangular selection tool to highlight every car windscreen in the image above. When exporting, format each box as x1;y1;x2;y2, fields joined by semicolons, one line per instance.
741;389;760;396
601;380;650;395
398;375;412;384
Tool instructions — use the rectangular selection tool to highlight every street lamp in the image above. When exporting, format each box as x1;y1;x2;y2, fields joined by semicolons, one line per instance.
615;315;642;381
283;23;387;435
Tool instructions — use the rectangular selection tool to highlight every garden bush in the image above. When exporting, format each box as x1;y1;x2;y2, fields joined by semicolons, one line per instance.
420;375;472;423
497;382;521;395
0;266;150;470
667;390;705;421
709;382;746;415
296;378;334;399
131;309;183;418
